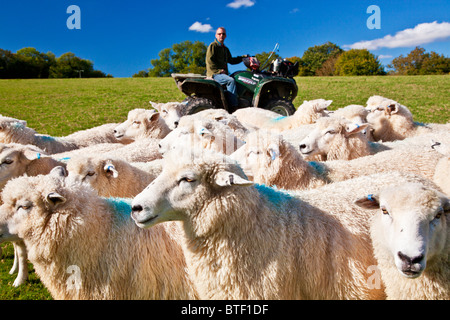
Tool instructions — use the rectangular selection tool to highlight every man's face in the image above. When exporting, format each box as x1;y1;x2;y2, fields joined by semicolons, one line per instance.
216;28;226;44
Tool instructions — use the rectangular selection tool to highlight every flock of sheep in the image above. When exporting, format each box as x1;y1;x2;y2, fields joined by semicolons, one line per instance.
0;94;448;300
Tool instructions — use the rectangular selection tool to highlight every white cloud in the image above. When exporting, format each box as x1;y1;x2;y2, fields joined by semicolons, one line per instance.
378;55;393;59
227;0;255;9
290;8;299;14
345;21;450;50
188;21;213;33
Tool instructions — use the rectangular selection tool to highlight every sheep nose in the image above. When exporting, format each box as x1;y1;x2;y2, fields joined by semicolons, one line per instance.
131;204;143;214
174;121;179;128
398;251;424;265
114;129;117;133
299;144;306;150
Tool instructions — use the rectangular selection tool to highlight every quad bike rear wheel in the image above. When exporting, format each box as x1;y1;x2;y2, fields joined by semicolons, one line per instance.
263;99;296;116
184;97;215;115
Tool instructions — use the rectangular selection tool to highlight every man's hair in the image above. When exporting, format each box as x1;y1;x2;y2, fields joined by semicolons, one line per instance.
216;27;226;33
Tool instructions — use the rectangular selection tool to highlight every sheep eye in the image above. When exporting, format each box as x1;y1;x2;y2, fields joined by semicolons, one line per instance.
2;159;13;165
17;204;31;211
325;130;335;135
435;210;443;220
86;171;95;177
162;110;168;114
179;177;196;184
381;208;389;215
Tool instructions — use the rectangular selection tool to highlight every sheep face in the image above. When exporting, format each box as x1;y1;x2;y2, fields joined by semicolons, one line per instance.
230;131;282;182
66;156;118;193
356;183;449;279
114;109;163;142
0;118;29;144
150;102;182;130
131;149;252;230
0;144;41;190
298;117;368;160
0;167;70;245
160;119;243;156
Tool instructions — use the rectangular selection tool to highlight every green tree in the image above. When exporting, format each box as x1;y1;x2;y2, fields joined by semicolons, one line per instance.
388;47;450;75
300;42;343;76
15;47;56;78
49;52;105;78
148;41;207;77
334;49;385;76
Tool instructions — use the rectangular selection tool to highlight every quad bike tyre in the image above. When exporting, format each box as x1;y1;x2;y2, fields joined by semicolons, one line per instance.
263;99;296;116
184;97;216;115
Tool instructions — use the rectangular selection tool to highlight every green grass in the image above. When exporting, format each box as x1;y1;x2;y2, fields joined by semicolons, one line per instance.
0;75;448;300
0;76;448;138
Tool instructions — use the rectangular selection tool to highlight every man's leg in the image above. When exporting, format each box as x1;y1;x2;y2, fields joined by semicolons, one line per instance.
213;74;238;107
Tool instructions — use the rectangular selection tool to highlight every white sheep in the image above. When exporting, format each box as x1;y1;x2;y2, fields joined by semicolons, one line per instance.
186;108;253;141
66;155;163;197
131;148;435;299
0;143;66;287
365;97;450;142
0;166;198;300
0;116;79;154
150;101;183;130
231;130;441;191
431;140;450;196
232;99;332;132
355;182;449;299
159;116;245;156
298;116;375;161
330;104;370;136
113;108;171;143
64;122;126;147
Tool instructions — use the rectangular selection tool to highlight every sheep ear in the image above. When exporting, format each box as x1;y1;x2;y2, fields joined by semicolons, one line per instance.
316;100;333;111
215;171;253;187
198;126;212;137
46;192;66;207
49;166;68;178
104;163;118;178
354;194;380;209
22;149;42;161
149;101;158;110
345;123;369;136
149;112;160;122
386;103;399;115
267;144;280;161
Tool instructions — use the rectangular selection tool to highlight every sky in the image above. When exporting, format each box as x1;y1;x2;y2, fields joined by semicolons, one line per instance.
1;0;449;77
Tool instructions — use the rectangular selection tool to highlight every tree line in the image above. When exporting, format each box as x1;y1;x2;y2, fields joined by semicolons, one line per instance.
0;48;111;79
134;41;450;77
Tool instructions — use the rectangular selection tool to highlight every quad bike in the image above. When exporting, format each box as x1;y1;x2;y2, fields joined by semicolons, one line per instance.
171;45;299;116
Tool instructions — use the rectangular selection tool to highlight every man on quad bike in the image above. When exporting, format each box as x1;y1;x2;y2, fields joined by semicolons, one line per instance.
206;27;248;108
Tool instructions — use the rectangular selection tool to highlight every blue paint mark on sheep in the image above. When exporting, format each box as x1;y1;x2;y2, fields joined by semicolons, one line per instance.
271;116;286;122
255;184;294;207
308;161;327;176
104;197;132;221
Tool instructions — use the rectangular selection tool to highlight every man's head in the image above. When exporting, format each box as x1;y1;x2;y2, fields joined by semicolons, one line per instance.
215;27;227;44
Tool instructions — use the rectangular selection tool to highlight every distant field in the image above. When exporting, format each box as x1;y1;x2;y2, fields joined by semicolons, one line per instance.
0;75;448;138
0;74;448;300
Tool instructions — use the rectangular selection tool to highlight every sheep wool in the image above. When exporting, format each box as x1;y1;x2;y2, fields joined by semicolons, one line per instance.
131;149;436;299
0;169;198;300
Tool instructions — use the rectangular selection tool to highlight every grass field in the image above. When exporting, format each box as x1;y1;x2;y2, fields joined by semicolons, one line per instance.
0;75;448;300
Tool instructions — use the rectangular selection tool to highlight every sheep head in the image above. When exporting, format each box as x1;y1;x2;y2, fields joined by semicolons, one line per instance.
114;108;169;142
298;117;369;160
150;101;182;130
0;143;45;190
131;149;253;233
355;183;449;279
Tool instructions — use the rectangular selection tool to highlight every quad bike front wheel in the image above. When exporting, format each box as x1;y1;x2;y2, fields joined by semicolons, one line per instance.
263;99;296;116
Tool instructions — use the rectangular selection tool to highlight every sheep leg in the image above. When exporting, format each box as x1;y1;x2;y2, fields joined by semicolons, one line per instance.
12;241;29;287
9;242;19;274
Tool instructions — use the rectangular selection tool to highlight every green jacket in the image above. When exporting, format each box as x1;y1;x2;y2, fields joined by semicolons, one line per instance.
206;40;243;77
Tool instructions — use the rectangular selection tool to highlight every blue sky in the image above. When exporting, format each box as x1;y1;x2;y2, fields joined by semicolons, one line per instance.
1;0;449;77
